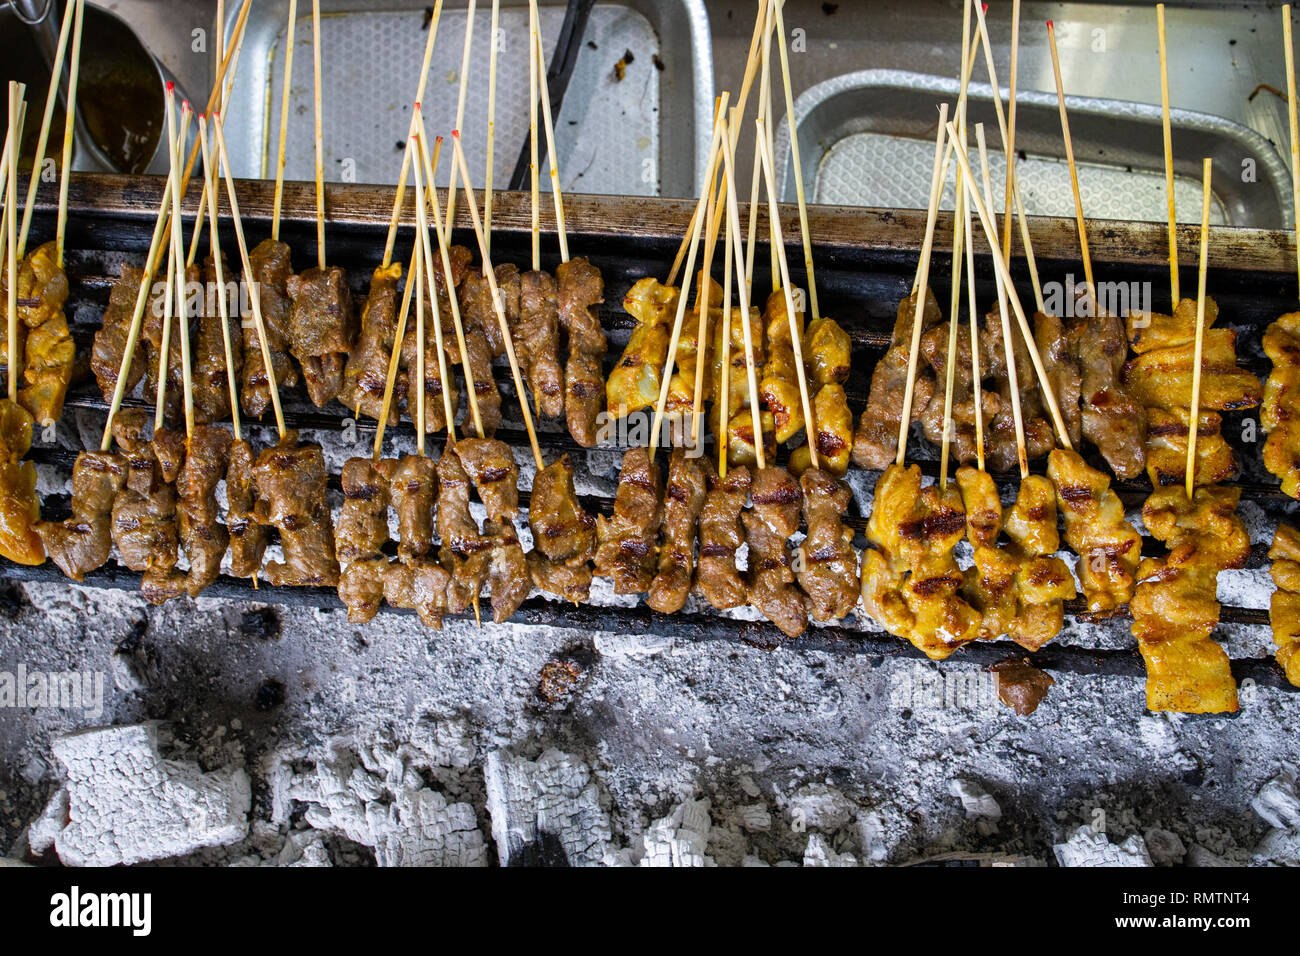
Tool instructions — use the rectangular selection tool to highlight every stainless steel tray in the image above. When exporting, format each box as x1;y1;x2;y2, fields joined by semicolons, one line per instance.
219;0;713;199
776;69;1291;230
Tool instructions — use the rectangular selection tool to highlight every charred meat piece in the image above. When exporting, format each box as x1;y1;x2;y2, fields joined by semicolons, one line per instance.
790;384;854;478
252;431;340;587
474;263;521;358
743;466;806;637
1132;485;1249;713
990;658;1056;715
1047;448;1142;616
286;264;356;407
37;449;124;578
519;269;564;418
402;245;471;434
646;449;710;614
383;557;452;629
109;411;185;605
527;549;593;604
557;257;606;446
0;400;44;566
796;468;859;622
191;251;243;425
709;303;769;469
455;438;527;622
390;454;437;561
340;263;403;423
436;446;492;615
1069;310;1146;479
1269;523;1300;687
242;239;300;419
226;438;269;578
336;457;395;624
92;263;149;402
697;464;751;611
594;446;663;594
1145;407;1236;488
527;454;596;605
484;516;530;624
177;424;232;597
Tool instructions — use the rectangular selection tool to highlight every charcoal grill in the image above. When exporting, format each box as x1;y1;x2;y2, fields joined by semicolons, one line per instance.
6;171;1298;695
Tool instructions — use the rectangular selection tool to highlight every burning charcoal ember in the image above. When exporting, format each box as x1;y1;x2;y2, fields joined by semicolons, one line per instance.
242;239;300;419
537;658;583;705
646;448;710;614
557;257;606;446
987;658;1050;717
251;431;340;587
286;264;357;407
594;446;663;594
743;466;807;638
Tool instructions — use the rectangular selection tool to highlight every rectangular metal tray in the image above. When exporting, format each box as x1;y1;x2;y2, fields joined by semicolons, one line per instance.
218;0;714;199
776;69;1292;230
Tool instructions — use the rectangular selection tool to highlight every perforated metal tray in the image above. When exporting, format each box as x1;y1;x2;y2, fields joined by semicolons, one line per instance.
776;69;1292;230
218;0;713;199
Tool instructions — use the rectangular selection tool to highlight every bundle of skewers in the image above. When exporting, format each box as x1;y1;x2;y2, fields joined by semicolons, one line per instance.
4;0;1298;716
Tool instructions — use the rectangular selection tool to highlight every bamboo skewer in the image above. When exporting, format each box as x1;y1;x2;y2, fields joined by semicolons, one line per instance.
417;118;484;439
1187;158;1213;500
1158;3;1180;305
16;0;75;259
414;178;427;452
98;164;182;450
965;168;985;473
154;84;182;432
1286;5;1300;298
755;116;818;469
212;111;286;440
1001;0;1021;262
945;120;1072;450
528;2;541;271
978;123;1024;475
531;0;570;262
897;105;950;464
669;0;770;288
718;112;737;476
373;239;423;458
718;104;764;472
413;133;457;443
451;131;544;469
1046;20;1095;305
0;91;27;280
170;98;196;438
771;0;819;324
483;0;501;264
271;0;299;241
197;115;242;442
54;0;84;268
444;0;478;239
381;0;444;269
311;0;326;269
6;83;18;403
691;120;725;449
649;95;729;454
743;3;775;292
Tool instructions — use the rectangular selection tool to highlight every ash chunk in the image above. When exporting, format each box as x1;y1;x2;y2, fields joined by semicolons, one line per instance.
990;657;1055;715
47;722;251;866
484;749;612;866
1054;825;1152;867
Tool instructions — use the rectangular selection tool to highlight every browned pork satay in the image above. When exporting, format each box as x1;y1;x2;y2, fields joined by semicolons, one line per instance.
1033;311;1082;448
242;239;300;419
286;265;356;407
594;446;663;594
470;263;521;358
226;438;268;578
556;257;606;447
981;317;1054;473
436;445;491;615
92;263;149;401
527;454;596;604
795;468;859;623
401;242;471;432
519;269;564;418
177;425;232;597
252;431;340;587
646;449;710;614
152;427;187;484
456;437;528;623
109;411;185;605
454;267;504;436
341;263;404;423
918;320;1001;466
1145;407;1236;488
1069;309;1146;479
336;457;394;624
37;451;126;580
9;243;74;427
390;455;437;560
852;288;942;470
743;466;806;638
382;558;452;629
697;464;751;610
759;289;805;444
143;262;198;426
190;251;242;425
